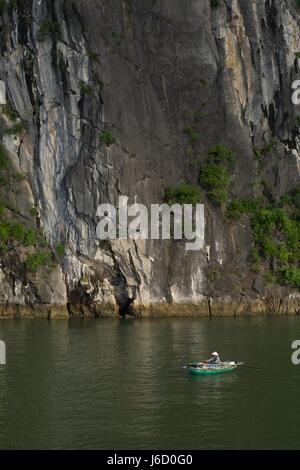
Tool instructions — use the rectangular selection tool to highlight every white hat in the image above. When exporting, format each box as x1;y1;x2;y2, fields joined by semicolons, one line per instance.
212;351;219;356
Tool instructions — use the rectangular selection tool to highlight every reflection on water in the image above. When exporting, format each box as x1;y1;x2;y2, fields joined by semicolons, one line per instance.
0;316;300;449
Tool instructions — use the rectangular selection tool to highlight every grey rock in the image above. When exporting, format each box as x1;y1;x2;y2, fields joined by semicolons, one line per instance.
0;0;299;317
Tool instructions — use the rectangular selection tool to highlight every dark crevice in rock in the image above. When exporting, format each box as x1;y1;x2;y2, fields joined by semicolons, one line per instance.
119;297;135;318
208;297;212;318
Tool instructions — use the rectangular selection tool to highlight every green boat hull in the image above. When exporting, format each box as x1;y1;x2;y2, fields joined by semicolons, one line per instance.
188;366;236;375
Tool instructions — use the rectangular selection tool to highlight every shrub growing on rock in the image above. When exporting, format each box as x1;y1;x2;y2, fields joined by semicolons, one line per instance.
165;183;202;205
26;251;54;272
199;144;235;206
37;20;61;42
101;131;115;147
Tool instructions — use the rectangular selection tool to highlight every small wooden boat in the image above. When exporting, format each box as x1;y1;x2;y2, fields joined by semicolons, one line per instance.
184;361;244;375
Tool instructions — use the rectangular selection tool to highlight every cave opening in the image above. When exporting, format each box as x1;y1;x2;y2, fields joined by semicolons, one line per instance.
119;297;135;318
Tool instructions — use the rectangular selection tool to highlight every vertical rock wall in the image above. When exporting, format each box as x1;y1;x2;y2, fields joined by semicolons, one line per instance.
0;0;300;317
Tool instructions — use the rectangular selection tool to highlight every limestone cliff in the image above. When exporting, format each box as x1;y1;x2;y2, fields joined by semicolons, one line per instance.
0;0;300;318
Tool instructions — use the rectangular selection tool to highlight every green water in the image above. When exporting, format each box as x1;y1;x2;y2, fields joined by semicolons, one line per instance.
0;316;300;449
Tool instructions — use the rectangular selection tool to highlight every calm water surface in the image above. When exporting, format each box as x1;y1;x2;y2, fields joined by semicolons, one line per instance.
0;316;300;449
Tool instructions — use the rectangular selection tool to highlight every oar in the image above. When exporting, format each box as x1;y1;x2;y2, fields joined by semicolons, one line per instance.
225;361;262;371
239;365;262;371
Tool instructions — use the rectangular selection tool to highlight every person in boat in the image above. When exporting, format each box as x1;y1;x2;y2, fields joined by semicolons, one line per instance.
207;351;221;365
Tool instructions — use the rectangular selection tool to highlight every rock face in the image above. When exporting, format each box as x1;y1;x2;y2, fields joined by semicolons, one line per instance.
0;0;300;318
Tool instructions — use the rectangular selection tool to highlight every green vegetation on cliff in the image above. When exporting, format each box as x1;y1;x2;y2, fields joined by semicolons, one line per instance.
165;184;202;205
0;138;57;274
101;131;115;146
26;250;54;272
183;126;199;143
78;80;94;97
227;186;300;289
0;143;9;170
37;20;61;42
199;144;236;206
210;0;220;8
